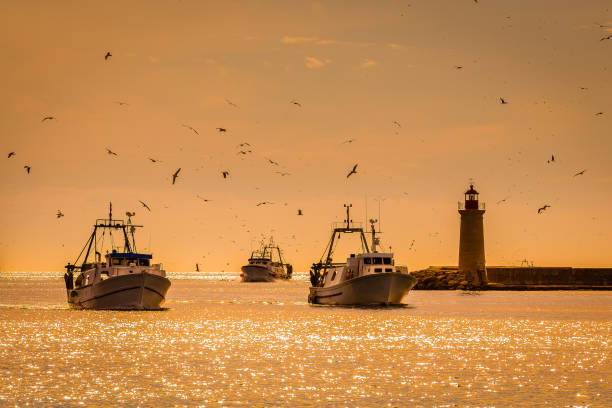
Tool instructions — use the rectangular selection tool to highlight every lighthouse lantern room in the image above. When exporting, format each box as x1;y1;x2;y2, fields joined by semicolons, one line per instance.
464;184;479;210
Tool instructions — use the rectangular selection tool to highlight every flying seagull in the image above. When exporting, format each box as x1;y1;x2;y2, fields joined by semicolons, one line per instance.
342;138;356;144
574;169;586;177
392;121;401;128
197;195;212;202
139;200;151;211
537;204;551;214
56;210;64;218
297;209;303;216
106;148;117;156
238;142;251;147
24;165;31;174
172;168;181;184
7;152;15;158
290;100;301;107
148;157;162;163
221;171;230;179
595;112;604;116
256;201;273;206
41;116;55;122
182;124;199;135
225;99;238;108
496;197;510;204
547;154;555;164
216;127;227;133
600;34;612;41
237;150;252;155
104;51;112;60
267;159;279;166
500;97;508;104
346;164;358;178
114;101;129;106
454;65;463;69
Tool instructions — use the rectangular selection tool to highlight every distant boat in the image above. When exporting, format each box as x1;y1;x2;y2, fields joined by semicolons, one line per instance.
308;205;416;305
63;203;170;310
241;238;293;282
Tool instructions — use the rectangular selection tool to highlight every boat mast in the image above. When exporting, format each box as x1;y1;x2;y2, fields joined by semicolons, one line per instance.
323;203;370;264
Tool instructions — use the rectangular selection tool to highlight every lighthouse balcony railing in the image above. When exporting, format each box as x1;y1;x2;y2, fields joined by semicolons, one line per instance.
458;202;485;210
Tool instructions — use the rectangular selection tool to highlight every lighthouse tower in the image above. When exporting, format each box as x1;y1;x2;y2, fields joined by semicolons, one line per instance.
458;184;487;285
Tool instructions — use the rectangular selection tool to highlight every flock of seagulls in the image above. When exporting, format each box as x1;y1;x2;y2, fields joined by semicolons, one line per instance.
4;32;605;260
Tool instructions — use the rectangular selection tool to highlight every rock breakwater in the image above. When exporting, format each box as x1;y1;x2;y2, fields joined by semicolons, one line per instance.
411;267;484;290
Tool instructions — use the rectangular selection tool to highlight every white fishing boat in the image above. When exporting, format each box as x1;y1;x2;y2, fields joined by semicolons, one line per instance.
63;203;170;310
241;238;293;282
308;204;417;305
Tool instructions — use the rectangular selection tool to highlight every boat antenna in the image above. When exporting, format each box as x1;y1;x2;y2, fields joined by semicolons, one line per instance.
108;202;114;249
370;218;378;253
344;203;352;229
126;212;137;252
378;198;381;233
365;194;368;229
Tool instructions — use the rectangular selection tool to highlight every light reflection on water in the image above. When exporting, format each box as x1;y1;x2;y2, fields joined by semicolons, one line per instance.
0;273;610;407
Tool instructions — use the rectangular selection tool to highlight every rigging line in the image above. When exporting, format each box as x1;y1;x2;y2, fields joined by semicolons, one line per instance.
100;229;106;255
72;233;93;266
318;231;334;263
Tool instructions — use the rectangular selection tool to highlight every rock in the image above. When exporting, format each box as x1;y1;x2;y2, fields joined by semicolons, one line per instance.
460;280;468;286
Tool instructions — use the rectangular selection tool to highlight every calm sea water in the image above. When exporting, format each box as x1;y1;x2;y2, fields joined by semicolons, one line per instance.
0;272;610;407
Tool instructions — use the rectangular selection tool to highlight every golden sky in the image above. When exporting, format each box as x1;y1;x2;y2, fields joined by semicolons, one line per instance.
1;1;611;272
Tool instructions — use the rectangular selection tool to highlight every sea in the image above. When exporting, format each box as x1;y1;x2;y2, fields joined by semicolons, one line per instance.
0;271;610;407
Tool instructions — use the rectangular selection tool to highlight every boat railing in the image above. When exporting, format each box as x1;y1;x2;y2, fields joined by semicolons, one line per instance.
331;221;363;230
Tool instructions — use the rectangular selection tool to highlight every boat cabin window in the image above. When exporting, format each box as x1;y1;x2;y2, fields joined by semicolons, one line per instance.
138;259;150;266
383;258;391;265
363;258;372;264
373;257;383;265
111;258;121;265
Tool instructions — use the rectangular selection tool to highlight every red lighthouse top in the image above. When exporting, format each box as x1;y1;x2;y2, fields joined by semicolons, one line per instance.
464;184;479;209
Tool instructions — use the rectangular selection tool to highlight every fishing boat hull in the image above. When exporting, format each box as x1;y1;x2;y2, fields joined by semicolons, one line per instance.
308;272;417;305
241;265;276;282
66;272;171;310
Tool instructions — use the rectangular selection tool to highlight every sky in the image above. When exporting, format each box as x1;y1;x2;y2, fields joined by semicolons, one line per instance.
1;0;611;272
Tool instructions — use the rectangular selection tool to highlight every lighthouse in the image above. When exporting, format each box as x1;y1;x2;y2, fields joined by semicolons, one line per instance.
458;184;487;285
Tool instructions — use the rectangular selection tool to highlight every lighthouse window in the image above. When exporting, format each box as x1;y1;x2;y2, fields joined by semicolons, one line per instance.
363;258;372;264
373;258;383;265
